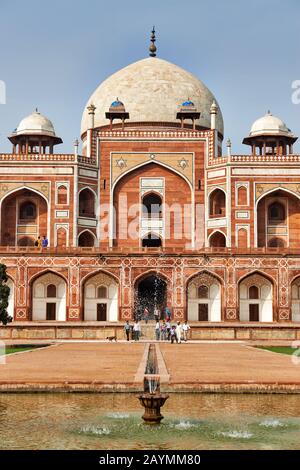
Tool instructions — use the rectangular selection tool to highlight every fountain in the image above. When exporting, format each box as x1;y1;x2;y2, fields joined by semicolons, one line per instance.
137;344;169;424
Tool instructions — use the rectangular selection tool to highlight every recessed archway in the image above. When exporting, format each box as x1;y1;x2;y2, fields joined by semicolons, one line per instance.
256;189;300;248
78;230;96;247
32;272;67;321
83;271;118;321
7;277;14;320
186;272;222;321
142;192;162;218
142;233;162;248
1;188;48;246
79;188;96;218
209;189;226;217
239;272;273;322
134;273;168;320
291;276;300;322
209;230;226;248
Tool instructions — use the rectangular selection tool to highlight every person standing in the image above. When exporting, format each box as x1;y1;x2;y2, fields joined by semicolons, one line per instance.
170;325;177;344
175;321;182;344
37;236;42;248
182;320;191;342
143;307;149;324
42;235;48;248
165;306;171;320
165;319;171;340
124;320;132;341
154;306;160;322
155;320;160;341
161;320;167;341
133;320;141;341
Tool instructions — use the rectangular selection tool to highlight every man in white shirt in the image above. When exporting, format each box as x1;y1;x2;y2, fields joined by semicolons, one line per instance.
175;321;182;344
182;320;191;342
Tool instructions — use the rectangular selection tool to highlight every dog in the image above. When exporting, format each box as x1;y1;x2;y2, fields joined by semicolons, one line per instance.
106;335;117;342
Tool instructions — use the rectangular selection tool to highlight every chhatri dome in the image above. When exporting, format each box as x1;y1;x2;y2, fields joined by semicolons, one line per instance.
15;110;58;137
81;31;224;137
8;109;62;153
248;111;294;138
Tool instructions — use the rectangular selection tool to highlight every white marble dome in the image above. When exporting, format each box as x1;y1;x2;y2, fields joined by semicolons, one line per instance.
16;110;56;137
249;111;294;137
81;57;224;136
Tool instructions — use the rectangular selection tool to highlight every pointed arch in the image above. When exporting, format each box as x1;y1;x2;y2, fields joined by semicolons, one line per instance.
208;230;227;247
255;187;300;247
31;270;67;321
186;270;223;322
83;270;119;321
78;229;96;247
238;271;274;322
112;159;193;193
0;187;50;247
78;187;96;218
290;274;300;322
209;188;226;217
141;232;162;247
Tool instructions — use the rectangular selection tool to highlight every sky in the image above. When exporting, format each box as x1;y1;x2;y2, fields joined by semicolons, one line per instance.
0;0;300;154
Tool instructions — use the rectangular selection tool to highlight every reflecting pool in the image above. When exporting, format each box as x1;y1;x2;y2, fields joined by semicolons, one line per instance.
0;393;300;449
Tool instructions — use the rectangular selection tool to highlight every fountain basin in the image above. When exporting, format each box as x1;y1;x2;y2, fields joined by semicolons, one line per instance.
138;392;169;424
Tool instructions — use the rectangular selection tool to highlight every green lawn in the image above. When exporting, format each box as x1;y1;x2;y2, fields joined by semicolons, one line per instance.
5;347;34;355
2;345;48;355
257;346;299;356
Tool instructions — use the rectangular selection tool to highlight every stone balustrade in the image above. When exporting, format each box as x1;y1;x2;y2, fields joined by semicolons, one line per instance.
0;245;297;256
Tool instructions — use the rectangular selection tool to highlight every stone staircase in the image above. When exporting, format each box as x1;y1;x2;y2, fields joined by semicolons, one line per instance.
139;321;156;340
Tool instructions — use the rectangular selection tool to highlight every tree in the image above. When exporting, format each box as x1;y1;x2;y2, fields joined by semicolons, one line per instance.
0;264;12;325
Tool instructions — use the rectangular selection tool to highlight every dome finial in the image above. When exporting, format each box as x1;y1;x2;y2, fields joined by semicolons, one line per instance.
149;26;157;57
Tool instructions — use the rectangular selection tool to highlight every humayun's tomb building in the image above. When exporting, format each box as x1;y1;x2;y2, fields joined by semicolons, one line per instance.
1;31;300;341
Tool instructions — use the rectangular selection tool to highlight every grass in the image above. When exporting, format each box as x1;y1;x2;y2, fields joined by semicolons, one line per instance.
2;345;48;355
257;346;299;356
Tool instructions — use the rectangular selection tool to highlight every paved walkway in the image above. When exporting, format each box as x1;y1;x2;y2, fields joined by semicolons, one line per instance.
0;343;144;387
159;342;300;384
1;342;300;392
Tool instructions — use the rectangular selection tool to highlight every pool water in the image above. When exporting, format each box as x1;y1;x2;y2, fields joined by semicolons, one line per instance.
0;393;300;450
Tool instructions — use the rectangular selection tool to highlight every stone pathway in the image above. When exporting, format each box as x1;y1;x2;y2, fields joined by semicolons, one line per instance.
159;342;300;387
0;342;144;390
1;341;300;392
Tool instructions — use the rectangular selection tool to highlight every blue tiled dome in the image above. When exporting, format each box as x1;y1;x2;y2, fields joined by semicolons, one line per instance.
111;99;124;107
182;100;195;107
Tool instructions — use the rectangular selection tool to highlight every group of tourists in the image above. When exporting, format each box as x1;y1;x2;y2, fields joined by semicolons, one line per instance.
124;320;142;342
34;236;48;248
155;320;190;343
123;319;191;343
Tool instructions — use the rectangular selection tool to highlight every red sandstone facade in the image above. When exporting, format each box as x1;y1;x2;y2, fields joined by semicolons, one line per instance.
1;50;300;327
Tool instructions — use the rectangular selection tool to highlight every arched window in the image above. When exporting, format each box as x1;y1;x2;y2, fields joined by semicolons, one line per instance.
142;233;162;248
79;189;95;218
142;193;162;218
209;189;226;217
78;231;95;247
209;231;226;248
268;202;285;223
249;285;259;299
47;284;57;298
97;286;107;298
57;185;68;205
268;237;285;248
237;186;248;206
198;285;209;299
19;201;36;220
